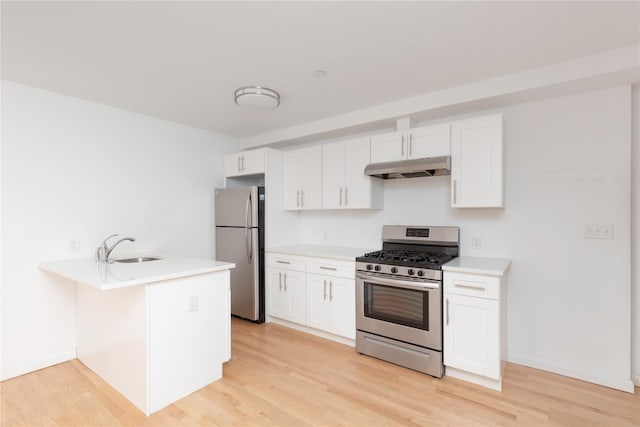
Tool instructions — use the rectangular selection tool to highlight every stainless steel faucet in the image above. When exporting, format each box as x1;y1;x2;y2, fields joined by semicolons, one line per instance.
96;234;136;263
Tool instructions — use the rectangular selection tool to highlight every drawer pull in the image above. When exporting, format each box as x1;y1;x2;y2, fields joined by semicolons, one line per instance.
454;283;486;291
319;266;337;271
276;260;291;264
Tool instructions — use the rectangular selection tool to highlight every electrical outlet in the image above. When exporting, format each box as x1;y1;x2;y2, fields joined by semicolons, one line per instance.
584;223;614;240
472;235;482;250
188;295;198;312
69;239;80;254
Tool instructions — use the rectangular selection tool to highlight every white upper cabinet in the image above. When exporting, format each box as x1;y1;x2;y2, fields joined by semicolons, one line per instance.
224;148;266;177
283;146;322;210
322;137;383;210
370;123;451;163
408;124;451;159
370;131;405;162
451;114;504;208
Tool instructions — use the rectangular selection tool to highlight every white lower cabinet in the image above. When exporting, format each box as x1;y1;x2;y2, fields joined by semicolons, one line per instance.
444;293;499;378
306;274;355;339
266;267;306;325
443;268;507;391
266;252;355;342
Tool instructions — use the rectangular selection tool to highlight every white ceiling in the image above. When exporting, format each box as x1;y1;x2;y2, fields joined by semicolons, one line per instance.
2;1;639;140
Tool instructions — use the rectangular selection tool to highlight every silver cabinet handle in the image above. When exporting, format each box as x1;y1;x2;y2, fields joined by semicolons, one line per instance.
339;187;343;206
401;134;405;157
276;260;291;265
453;180;457;204
241;155;245;171
345;187;348;206
279;272;282;291
329;281;333;301
455;283;486;291
323;280;327;300
319;266;337;271
283;273;287;291
409;133;413;157
446;298;449;325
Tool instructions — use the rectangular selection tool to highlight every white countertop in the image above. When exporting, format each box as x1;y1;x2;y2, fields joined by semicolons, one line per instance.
443;256;511;276
266;244;375;261
39;255;235;290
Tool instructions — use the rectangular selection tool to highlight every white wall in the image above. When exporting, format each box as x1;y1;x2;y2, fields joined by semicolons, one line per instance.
0;80;237;380
632;85;639;386
300;86;634;391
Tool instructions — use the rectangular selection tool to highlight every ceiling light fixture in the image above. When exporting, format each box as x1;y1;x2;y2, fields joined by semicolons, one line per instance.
234;86;280;110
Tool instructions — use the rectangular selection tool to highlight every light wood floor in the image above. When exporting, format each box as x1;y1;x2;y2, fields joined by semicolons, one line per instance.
2;318;638;426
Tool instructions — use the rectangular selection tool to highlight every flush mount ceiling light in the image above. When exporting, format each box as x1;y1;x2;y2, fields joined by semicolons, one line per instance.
234;86;280;110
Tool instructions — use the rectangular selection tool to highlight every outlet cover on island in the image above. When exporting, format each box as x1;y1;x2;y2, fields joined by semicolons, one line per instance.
188;295;198;312
472;235;482;250
69;239;80;254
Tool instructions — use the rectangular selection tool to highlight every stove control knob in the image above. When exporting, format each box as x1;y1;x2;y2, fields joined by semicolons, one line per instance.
417;270;425;277
366;264;373;270
390;267;398;274
407;269;415;275
374;265;381;272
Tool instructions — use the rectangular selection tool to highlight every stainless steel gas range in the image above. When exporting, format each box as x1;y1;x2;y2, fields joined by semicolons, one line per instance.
355;225;459;378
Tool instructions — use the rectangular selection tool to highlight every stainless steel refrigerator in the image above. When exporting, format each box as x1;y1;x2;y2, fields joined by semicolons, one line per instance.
215;186;265;323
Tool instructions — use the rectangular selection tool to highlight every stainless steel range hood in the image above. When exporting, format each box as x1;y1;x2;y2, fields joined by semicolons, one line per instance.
364;156;451;179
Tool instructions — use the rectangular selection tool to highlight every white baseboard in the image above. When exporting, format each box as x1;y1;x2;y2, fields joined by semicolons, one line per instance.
1;349;76;381
445;366;502;391
508;353;635;393
266;317;355;347
632;372;640;387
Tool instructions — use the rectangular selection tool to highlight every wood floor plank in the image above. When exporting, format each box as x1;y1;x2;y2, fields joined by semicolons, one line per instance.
1;318;638;426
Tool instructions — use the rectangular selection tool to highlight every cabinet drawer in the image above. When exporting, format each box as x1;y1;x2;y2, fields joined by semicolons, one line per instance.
266;253;306;272
444;272;499;300
306;257;354;279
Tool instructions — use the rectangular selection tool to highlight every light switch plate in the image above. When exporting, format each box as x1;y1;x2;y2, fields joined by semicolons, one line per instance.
583;223;613;240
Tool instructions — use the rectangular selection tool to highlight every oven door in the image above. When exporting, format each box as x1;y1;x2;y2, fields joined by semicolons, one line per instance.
356;272;442;350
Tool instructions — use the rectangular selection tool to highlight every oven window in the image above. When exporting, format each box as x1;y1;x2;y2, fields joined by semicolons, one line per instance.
364;282;428;330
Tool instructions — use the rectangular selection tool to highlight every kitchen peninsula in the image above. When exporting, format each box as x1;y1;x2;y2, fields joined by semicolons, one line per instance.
39;256;235;416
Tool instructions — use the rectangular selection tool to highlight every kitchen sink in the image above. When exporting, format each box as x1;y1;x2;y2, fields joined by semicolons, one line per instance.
113;256;162;263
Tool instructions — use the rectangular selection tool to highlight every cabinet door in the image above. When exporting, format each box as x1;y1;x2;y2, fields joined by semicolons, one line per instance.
283;150;302;210
343;138;373;209
306;274;332;331
224;154;242;177
300;146;322;210
266;268;287;319
370;131;405;163
321;141;345;210
451;114;504;208
328;277;355;339
408;123;451;159
443;293;500;379
240;149;265;175
283;270;306;324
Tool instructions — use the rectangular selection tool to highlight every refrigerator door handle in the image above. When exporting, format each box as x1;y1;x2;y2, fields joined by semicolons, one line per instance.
245;193;252;228
245;193;252;262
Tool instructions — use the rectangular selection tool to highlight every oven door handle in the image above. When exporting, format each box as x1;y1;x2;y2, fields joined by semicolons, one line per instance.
357;273;440;290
